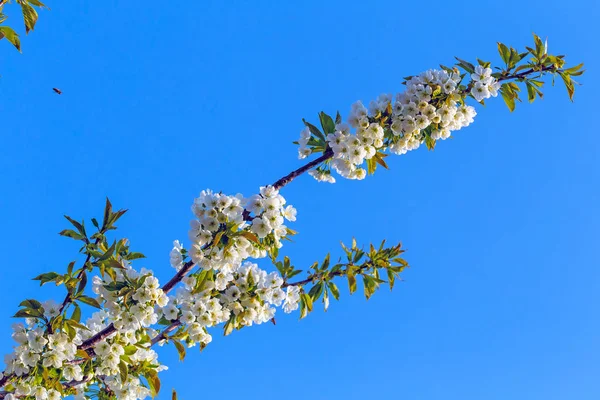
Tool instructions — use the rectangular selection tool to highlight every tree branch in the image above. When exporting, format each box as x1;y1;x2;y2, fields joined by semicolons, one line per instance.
272;148;334;190
0;63;565;395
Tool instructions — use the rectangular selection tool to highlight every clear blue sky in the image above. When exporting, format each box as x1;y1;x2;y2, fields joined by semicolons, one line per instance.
1;0;598;399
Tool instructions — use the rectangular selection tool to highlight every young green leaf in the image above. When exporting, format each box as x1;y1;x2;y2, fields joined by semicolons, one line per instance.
0;26;21;52
319;112;335;134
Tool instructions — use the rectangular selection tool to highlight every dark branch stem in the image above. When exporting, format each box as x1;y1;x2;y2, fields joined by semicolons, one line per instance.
161;261;194;294
151;321;182;346
272;149;334;190
499;64;557;82
282;262;373;288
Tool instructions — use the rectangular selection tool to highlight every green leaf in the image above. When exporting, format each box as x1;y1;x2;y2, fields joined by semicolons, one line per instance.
425;136;436;151
64;215;86;238
347;272;357;294
387;268;396;290
335;111;342;125
373;152;389;169
327;282;340;300
363;275;377;300
102;198;113;230
564;63;584;75
91;218;100;229
77;295;101;309
27;0;48;7
67;261;75;276
223;316;235;336
97;241;117;262
240;231;260;245
145;370;161;397
526;81;536;103
497;42;510;65
500;86;516;112
533;33;544;57
126;252;146;260
476;58;491;68
104;259;125;270
13;309;43;318
366;158;377;175
454;57;475;74
321;253;330;271
299;293;313;319
71;304;81;323
319;112;335;134
59;229;86;241
308;282;323;302
65;319;90;332
77;271;87;295
108;209;128;228
173;340;186;361
19;299;42;309
508;47;528;69
32;272;60;286
302;118;326;142
20;2;38;34
559;72;575;101
76;349;91;360
119;361;128;384
0;26;21;52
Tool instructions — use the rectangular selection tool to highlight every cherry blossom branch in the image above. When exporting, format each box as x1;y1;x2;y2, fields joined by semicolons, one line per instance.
0;63;568;391
0;37;582;397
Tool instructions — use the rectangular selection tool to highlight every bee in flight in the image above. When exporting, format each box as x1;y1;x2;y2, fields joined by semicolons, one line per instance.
53;88;62;95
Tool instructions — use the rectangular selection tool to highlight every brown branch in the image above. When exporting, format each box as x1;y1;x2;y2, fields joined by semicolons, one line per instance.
272;149;334;190
282;262;373;288
161;261;195;294
498;64;558;82
151;320;182;346
51;237;100;333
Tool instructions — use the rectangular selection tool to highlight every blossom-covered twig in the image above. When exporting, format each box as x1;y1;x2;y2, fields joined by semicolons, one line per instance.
0;34;584;400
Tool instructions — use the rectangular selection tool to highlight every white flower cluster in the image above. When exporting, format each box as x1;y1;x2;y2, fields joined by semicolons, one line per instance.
2;319;87;399
172;186;297;273
308;168;336;183
163;186;301;348
91;267;168;338
470;65;501;102
247;186;297;244
4;322;78;377
326;119;380;180
92;338;162;400
298;66;501;182
161;261;301;349
62;267;167;399
297;127;313;160
183;189;255;270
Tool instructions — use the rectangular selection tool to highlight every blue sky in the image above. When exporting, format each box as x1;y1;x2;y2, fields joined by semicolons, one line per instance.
1;0;599;399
